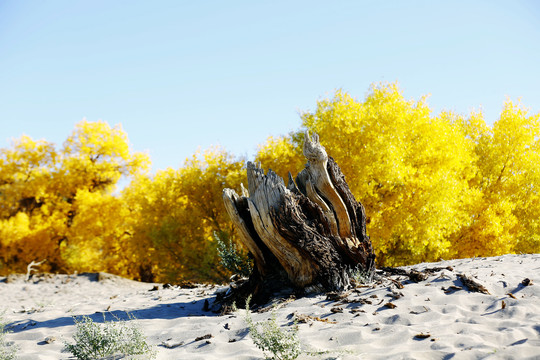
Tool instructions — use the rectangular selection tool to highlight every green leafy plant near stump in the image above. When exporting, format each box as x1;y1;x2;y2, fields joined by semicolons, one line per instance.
215;231;253;277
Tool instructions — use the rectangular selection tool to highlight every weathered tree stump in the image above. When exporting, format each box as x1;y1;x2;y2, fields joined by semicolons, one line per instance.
222;132;375;304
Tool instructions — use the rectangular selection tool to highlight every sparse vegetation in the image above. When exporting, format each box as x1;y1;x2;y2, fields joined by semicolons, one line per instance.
243;296;301;360
216;231;253;278
0;314;17;360
351;265;375;285
63;313;155;360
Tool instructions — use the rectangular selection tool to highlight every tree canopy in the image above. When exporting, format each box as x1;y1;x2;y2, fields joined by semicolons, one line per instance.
1;84;539;281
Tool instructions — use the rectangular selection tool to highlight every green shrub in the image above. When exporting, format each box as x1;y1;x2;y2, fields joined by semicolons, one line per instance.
243;296;301;360
0;314;17;360
63;313;155;360
215;231;253;277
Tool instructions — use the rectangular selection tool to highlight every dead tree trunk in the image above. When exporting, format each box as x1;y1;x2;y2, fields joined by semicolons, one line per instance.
222;132;375;304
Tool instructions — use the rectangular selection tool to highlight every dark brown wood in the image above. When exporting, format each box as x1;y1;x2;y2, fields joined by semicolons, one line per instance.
222;132;375;305
457;274;490;294
380;267;428;282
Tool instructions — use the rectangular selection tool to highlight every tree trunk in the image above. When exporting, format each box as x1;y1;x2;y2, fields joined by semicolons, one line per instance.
222;132;375;304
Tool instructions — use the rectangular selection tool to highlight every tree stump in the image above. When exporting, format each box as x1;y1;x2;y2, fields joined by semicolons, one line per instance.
222;132;375;304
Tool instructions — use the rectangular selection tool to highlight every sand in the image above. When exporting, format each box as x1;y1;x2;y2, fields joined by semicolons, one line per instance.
1;254;539;359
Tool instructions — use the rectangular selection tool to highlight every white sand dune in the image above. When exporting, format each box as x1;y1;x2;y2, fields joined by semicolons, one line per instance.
1;254;539;359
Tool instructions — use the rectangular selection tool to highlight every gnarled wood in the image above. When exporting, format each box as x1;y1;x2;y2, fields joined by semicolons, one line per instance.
301;131;352;239
223;188;267;276
222;132;375;304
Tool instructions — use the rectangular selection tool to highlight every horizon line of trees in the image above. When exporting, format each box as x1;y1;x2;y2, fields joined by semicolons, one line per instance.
1;83;539;283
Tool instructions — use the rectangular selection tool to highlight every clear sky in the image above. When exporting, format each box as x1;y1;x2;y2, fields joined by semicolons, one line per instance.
1;0;539;173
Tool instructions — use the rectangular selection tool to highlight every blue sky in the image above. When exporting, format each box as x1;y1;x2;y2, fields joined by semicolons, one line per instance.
1;0;539;173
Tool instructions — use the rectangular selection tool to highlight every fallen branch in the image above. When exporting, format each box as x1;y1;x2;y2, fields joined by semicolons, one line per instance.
457;274;490;294
293;312;337;324
26;259;46;281
380;265;454;283
379;267;427;282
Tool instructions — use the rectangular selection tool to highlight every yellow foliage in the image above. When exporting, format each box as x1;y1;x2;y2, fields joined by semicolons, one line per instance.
121;147;245;283
61;189;135;277
300;84;477;265
2;85;539;281
0;120;149;274
450;99;540;257
59;120;149;192
255;134;304;181
290;85;537;265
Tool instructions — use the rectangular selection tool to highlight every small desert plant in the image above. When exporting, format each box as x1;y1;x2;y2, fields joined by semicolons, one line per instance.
351;265;374;285
0;314;17;360
215;231;253;277
63;313;155;360
243;296;301;360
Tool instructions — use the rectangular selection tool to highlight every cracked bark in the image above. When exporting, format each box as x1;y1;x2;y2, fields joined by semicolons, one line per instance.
222;132;375;304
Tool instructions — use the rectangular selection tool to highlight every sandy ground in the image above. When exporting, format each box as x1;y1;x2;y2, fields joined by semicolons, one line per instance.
1;254;539;360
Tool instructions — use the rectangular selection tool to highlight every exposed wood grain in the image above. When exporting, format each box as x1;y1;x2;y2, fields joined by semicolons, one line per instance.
221;131;375;304
302;131;352;239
